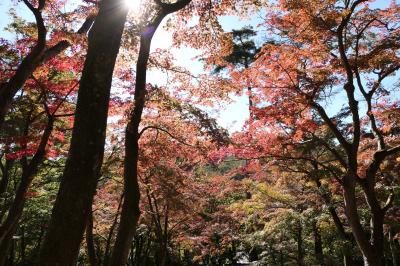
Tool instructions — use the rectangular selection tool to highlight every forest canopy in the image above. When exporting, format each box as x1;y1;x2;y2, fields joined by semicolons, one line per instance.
0;0;399;265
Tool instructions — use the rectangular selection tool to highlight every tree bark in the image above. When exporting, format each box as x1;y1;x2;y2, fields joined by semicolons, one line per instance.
38;1;128;264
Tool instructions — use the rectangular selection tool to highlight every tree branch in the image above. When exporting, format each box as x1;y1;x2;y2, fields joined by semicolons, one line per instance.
154;0;192;14
41;15;96;63
139;125;195;147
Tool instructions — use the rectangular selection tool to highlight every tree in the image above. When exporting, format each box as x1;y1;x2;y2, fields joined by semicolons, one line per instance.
0;70;78;265
38;0;129;264
213;26;259;115
110;3;198;264
228;1;400;265
0;0;95;127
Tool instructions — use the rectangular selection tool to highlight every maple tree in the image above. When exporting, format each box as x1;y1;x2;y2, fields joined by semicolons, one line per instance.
1;0;399;265
0;0;95;127
223;0;400;265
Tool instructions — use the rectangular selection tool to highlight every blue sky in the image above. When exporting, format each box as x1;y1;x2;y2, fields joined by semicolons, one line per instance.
0;0;262;132
0;0;398;133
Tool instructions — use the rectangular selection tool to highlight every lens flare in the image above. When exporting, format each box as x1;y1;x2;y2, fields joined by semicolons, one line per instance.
124;0;140;11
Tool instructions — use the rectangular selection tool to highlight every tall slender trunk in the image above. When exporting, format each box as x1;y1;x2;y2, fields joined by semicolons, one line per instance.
109;31;151;266
360;178;386;266
7;237;14;266
110;1;191;264
0;229;14;265
103;196;123;266
296;220;304;266
38;1;128;264
390;229;400;266
0;159;14;222
86;208;98;266
20;226;25;263
157;204;169;266
0;159;13;197
313;221;323;264
157;243;168;266
103;195;123;266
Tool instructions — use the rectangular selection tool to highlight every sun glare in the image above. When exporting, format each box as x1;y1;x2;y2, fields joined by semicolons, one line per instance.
124;0;141;11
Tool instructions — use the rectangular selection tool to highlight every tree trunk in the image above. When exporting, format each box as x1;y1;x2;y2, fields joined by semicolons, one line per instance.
103;195;123;266
315;176;354;265
110;2;191;264
389;228;400;266
102;196;122;266
157;243;168;266
21;226;25;263
38;1;128;264
343;174;384;266
109;31;148;264
0;159;14;223
86;209;98;266
7;237;14;266
0;159;13;196
313;221;324;264
360;179;386;266
0;229;14;265
296;220;304;266
343;249;354;266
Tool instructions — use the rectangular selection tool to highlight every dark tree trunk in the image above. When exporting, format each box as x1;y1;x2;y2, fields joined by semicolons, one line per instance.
313;221;324;264
21;226;25;263
110;24;156;266
142;234;151;266
110;1;191;265
343;174;385;266
0;229;14;265
296;220;304;266
86;209;98;266
0;159;13;223
157;243;168;266
390;229;400;266
38;1;128;264
103;196;123;266
0;159;13;197
7;237;14;266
